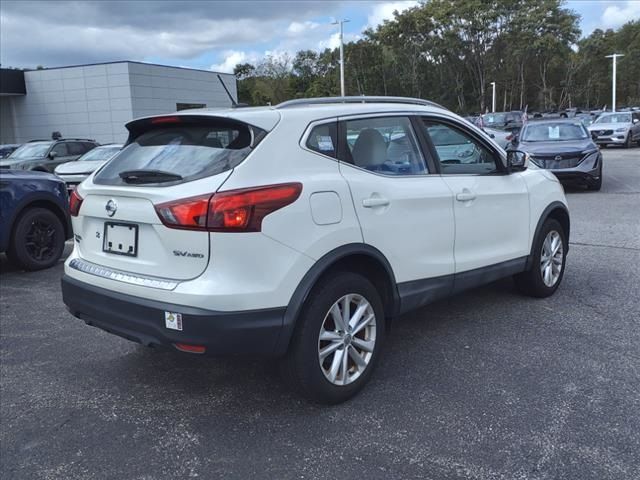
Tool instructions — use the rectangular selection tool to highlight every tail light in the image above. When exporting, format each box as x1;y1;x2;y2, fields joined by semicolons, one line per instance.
155;183;302;232
506;134;513;141
69;190;83;217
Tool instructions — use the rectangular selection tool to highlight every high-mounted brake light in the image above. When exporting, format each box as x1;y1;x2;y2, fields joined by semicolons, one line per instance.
69;190;83;217
154;183;302;232
151;116;181;125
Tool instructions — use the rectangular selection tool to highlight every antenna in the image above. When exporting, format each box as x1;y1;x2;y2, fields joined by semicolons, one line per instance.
217;74;239;108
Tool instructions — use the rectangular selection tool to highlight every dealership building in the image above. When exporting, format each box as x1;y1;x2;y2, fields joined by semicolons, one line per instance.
0;61;238;145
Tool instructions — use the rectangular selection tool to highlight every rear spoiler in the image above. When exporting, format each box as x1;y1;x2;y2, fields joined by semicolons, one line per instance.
124;115;267;149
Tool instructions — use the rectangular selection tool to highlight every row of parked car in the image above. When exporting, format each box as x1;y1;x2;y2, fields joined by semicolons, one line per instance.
0;139;122;271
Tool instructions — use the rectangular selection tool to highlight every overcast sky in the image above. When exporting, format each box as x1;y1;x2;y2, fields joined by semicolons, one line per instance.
1;0;639;72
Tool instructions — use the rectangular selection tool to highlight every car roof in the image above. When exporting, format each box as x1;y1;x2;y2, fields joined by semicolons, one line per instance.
130;97;452;131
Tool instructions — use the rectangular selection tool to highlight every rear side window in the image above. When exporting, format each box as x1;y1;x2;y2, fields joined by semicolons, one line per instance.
51;143;69;156
94;119;263;186
67;142;86;155
306;122;337;158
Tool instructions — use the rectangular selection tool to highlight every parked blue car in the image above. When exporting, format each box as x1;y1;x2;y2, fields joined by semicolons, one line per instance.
0;170;72;270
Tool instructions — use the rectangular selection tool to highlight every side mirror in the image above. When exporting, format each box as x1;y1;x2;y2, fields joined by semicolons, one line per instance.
511;134;519;145
591;131;598;140
633;118;639;124
507;150;529;172
48;151;58;159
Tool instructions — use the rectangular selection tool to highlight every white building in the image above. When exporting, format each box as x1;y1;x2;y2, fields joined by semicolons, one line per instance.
0;61;237;144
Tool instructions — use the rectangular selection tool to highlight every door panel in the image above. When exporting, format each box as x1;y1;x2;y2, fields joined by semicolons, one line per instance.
441;175;530;272
338;115;455;283
421;117;530;273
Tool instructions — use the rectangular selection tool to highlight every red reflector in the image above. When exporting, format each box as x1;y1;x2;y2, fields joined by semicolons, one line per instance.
151;116;181;124
174;343;206;354
69;190;83;217
155;194;211;230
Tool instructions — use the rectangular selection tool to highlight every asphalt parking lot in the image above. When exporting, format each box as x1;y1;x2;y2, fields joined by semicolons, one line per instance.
1;147;639;480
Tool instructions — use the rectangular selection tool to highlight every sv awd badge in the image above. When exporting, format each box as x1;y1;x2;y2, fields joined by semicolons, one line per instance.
173;250;205;258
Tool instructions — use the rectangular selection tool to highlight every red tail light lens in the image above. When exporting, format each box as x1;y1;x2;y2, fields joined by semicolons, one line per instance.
69;190;84;217
155;194;210;230
154;183;302;232
208;183;302;232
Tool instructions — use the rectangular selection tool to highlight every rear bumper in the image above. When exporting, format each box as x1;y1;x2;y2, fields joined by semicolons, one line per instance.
61;275;287;356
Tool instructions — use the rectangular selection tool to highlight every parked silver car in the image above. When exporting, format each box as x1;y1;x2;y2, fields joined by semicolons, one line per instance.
587;112;640;148
54;144;123;192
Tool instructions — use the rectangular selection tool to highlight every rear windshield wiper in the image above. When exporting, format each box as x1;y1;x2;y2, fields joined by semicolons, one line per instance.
118;169;183;184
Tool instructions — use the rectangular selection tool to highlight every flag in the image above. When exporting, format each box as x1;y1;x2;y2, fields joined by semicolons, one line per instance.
522;105;528;125
477;114;484;129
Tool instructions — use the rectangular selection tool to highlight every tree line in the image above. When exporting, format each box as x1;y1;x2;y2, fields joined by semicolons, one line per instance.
234;0;640;114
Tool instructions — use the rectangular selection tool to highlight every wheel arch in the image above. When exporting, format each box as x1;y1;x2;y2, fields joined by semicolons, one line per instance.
8;196;72;247
526;201;570;269
275;244;400;355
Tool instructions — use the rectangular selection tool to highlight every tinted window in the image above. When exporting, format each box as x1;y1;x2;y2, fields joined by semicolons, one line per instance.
422;120;499;175
51;143;69;156
94;121;261;186
306;122;337;158
67;142;87;155
341;116;427;175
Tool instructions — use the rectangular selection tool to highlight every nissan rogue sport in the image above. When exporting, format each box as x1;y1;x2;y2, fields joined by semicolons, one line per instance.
61;97;570;404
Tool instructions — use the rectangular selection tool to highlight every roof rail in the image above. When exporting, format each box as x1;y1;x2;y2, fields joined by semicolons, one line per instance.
275;96;446;110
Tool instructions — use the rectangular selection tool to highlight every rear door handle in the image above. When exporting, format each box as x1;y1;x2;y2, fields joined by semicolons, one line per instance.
362;197;390;208
456;191;476;202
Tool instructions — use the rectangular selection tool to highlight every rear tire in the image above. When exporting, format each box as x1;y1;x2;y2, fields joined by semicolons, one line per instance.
514;218;567;298
7;208;65;271
281;271;385;404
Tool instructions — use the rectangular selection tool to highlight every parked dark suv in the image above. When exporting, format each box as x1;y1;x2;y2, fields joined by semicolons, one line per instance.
0;139;99;172
0;170;72;270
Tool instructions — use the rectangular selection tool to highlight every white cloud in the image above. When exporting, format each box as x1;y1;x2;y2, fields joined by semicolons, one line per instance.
601;1;640;29
367;1;419;29
210;51;255;73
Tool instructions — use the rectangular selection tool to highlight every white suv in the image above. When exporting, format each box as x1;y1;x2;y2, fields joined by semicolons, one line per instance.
62;97;570;403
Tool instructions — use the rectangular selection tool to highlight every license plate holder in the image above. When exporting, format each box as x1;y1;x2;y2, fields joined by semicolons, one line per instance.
103;222;138;257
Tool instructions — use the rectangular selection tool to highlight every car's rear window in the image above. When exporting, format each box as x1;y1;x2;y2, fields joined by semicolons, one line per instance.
94;119;263;186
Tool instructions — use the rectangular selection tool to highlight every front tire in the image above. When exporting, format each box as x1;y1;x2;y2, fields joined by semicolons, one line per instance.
587;166;603;191
514;218;567;298
7;208;65;271
624;134;632;149
281;272;385;404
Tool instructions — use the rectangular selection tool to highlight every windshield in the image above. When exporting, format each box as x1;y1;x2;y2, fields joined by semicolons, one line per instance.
94;120;262;186
483;113;508;125
8;143;52;159
521;123;588;142
77;146;122;162
594;113;632;124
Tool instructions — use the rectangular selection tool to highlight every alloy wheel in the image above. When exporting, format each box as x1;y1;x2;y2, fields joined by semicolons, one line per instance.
317;294;377;386
540;230;563;287
24;218;57;263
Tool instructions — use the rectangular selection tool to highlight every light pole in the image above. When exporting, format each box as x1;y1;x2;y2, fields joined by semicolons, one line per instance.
332;19;350;97
605;53;624;112
490;82;496;113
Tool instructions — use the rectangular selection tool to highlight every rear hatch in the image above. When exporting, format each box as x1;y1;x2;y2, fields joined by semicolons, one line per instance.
73;114;269;281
